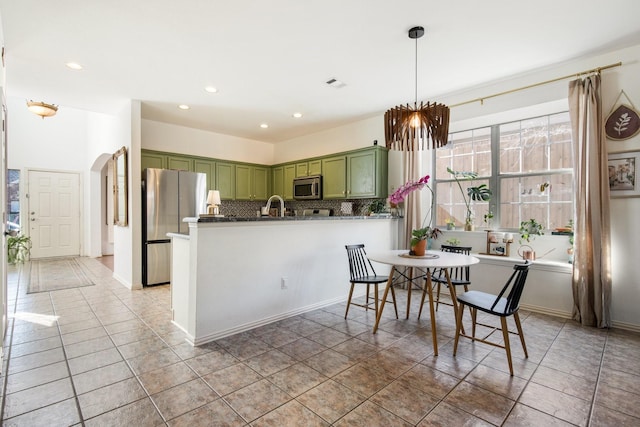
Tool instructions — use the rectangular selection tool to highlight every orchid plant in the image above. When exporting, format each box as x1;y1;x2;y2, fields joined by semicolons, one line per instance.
389;174;441;247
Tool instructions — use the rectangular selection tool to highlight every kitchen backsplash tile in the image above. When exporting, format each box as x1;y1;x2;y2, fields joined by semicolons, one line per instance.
216;198;383;218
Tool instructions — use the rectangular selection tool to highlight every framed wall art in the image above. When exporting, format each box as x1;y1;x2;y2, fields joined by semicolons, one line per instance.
605;90;640;141
608;151;638;198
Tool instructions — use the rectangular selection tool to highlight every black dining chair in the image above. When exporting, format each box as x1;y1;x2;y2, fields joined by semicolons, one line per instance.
344;244;398;320
453;261;531;376
431;244;473;311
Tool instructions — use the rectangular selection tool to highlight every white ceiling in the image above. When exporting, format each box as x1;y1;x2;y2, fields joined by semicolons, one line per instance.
2;0;640;143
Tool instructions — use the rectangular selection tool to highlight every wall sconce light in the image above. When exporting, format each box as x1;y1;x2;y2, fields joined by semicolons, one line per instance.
26;100;58;118
207;190;222;215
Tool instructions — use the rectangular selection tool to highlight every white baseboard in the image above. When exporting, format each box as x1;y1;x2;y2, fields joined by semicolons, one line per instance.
191;295;347;346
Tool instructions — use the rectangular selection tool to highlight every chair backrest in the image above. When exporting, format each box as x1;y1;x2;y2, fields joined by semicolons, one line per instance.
491;261;531;315
437;245;473;282
345;244;377;280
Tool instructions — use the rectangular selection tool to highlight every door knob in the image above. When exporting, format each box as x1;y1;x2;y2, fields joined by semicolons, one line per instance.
31;212;35;215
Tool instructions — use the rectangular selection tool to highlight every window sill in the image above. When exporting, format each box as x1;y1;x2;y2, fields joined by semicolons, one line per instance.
473;253;572;274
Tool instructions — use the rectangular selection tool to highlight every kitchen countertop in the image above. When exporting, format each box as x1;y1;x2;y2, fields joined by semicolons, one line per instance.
193;214;399;223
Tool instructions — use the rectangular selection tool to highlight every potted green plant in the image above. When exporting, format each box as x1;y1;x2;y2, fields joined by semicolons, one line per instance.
519;218;544;243
483;211;494;229
367;199;387;215
7;234;31;264
447;168;492;231
410;226;442;255
445;237;461;246
445;218;455;230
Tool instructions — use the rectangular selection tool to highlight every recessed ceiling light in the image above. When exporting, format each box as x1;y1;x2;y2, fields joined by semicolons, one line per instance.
204;86;218;93
178;104;190;110
292;112;303;118
260;123;269;129
65;62;83;70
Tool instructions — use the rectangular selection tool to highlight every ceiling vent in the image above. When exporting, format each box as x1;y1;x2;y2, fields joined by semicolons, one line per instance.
326;78;346;89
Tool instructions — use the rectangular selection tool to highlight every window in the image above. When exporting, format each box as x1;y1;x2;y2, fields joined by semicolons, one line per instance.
434;112;573;230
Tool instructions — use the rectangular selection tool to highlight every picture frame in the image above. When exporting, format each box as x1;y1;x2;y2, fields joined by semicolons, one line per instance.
608;151;639;198
489;242;508;256
112;146;128;226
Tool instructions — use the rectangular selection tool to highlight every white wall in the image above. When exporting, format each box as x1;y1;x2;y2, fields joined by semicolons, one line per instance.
142;119;274;165
273;115;383;164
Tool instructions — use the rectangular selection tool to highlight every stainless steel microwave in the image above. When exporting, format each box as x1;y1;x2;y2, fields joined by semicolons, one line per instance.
293;175;322;200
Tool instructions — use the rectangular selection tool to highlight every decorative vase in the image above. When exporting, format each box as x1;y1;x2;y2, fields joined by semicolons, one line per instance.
464;222;474;231
411;239;427;256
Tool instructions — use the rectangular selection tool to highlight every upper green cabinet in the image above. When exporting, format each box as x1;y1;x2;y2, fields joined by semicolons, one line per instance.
236;165;270;201
283;165;296;200
322;146;387;199
295;160;321;177
194;159;215;191
141;152;167;172
167;155;193;171
216;162;235;200
321;156;347;199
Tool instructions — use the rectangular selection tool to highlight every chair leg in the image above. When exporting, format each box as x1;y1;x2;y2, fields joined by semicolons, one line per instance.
389;283;399;319
513;312;528;358
453;300;465;356
435;282;441;312
471;307;477;338
374;284;379;318
345;283;355;319
500;316;514;376
365;284;370;311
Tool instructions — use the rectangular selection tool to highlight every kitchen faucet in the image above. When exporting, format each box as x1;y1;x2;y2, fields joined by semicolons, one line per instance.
262;195;285;217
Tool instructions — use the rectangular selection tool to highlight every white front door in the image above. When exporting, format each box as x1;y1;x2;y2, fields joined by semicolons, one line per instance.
28;170;81;259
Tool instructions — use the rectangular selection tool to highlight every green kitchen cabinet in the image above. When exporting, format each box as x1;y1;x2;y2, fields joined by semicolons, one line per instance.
272;166;284;198
215;162;235;200
321;156;347;198
141;152;166;172
235;165;270;201
194;159;215;191
283;164;296;200
295;160;322;177
167;155;193;171
322;147;387;199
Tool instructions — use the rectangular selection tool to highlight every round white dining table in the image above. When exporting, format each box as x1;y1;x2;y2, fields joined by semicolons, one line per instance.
367;249;479;356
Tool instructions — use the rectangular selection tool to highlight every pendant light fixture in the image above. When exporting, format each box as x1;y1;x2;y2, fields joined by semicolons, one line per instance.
384;26;450;151
26;100;58;118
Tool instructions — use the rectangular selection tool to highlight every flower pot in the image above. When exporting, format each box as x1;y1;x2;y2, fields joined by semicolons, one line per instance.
464;223;474;231
411;239;427;256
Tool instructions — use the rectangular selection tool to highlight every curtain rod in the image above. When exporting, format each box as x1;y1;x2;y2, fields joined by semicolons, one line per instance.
449;61;622;108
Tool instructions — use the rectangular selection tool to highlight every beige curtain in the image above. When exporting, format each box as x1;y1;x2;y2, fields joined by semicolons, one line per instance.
568;74;612;328
402;151;423;248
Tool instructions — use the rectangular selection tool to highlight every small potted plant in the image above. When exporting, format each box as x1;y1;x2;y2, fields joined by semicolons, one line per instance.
367;199;387;215
7;234;31;264
483;211;494;229
519;218;544;243
445;237;461;246
445;218;455;230
410;226;442;256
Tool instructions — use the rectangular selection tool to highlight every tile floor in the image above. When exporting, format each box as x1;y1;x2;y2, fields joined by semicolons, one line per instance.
1;257;639;426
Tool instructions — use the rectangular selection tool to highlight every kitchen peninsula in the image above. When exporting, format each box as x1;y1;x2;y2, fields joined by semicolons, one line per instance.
169;215;400;345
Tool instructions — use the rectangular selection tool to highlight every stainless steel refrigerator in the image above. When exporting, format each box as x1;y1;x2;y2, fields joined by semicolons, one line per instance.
142;168;207;286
